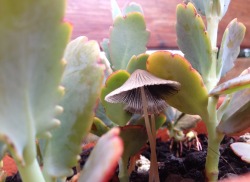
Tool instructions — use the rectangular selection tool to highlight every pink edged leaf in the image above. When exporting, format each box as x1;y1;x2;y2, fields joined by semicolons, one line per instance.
217;88;250;135
79;128;123;182
176;3;212;86
109;12;150;70
101;70;132;126
217;68;250;135
209;73;250;96
230;142;250;163
147;51;208;118
217;19;246;79
0;0;71;164
126;53;149;74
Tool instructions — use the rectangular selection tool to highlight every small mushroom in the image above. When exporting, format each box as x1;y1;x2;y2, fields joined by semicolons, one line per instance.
105;69;180;182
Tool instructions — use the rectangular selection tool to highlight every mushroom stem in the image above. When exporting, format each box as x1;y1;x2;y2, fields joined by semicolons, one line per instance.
140;87;160;182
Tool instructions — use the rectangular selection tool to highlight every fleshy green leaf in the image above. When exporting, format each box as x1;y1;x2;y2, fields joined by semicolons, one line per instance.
95;101;114;128
122;2;144;15
230;142;250;163
91;117;110;137
165;107;201;131
217;87;250;135
175;113;201;131
100;38;111;62
119;125;147;181
188;0;206;15
176;3;212;86
43;37;103;177
126;53;149;74
209;73;250;96
109;13;150;70
0;0;71;163
217;19;246;78
101;70;132;126
147;51;208;118
120;125;147;161
111;0;122;20
79;128;123;182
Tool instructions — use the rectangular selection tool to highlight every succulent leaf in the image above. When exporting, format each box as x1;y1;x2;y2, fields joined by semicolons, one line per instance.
100;38;111;62
176;3;212;86
79;128;123;182
123;2;144;15
120;125;147;162
220;0;231;19
210;73;250;96
175;114;201;131
147;51;208;118
95;101;115;128
101;70;132;126
0;0;71;163
126;53;149;74
217;19;246;78
109;12;150;70
217;88;250;135
187;0;206;15
230;142;250;163
43;37;103;177
91;117;110;137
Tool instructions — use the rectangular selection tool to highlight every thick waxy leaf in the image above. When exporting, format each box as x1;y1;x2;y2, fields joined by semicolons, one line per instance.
188;0;206;15
95;101;114;128
120;125;147;161
147;51;208;118
111;0;122;20
217;88;250;135
217;19;246;78
100;38;111;62
176;3;212;86
118;125;147;181
210;73;250;96
175;113;201;130
126;53;149;74
101;70;132;126
122;2;143;15
79;128;123;182
43;37;103;177
220;0;231;18
91;117;110;137
165;107;201;131
0;0;71;163
109;12;149;70
231;143;250;163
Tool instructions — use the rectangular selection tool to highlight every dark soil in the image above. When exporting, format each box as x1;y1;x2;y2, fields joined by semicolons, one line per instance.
6;134;250;182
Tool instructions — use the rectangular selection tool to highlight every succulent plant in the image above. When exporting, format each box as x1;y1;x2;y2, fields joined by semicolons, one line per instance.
99;1;250;181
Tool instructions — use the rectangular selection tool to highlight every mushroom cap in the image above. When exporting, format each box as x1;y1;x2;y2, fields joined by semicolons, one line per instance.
105;69;181;114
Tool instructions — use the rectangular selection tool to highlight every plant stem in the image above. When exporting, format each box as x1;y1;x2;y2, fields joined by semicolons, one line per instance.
204;96;224;182
118;158;130;182
17;158;45;182
206;16;220;91
140;87;159;182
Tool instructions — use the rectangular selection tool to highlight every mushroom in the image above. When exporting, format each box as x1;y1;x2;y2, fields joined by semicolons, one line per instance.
105;69;180;182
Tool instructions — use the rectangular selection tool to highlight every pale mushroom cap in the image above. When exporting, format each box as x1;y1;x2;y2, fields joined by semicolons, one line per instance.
105;69;181;114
